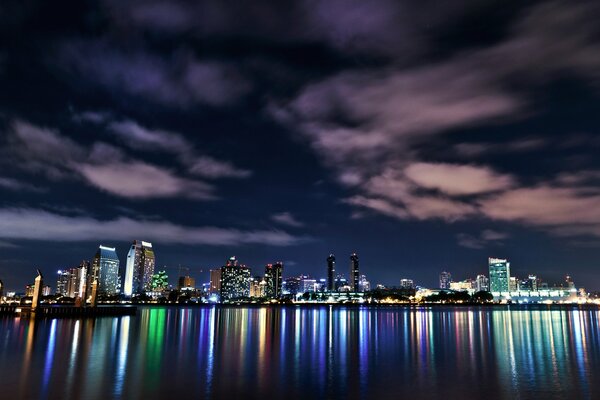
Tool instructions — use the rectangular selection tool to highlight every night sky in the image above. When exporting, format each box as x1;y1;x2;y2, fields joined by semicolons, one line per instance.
1;1;600;292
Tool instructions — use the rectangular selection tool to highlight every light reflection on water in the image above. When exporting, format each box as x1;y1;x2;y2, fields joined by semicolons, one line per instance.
1;306;599;399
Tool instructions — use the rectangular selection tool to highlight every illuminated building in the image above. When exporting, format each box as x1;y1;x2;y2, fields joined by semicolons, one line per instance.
56;270;70;296
476;274;489;292
124;240;155;296
334;275;349;292
301;276;317;293
209;269;222;294
42;285;51;296
56;260;89;298
439;271;451;289
509;276;518;291
359;275;371;292
327;254;336;292
400;278;415;289
92;245;121;295
25;284;35;297
220;256;251;300
450;279;475;292
265;262;283;298
350;253;360;291
284;276;301;295
177;275;195;291
0;279;3;298
489;257;510;294
250;276;267;297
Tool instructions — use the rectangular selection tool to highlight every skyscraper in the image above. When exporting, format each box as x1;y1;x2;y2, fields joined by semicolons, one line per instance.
56;260;89;298
439;271;451;289
220;256;251;300
489;257;510;293
265;262;283;298
327;254;336;292
475;274;489;292
92;245;121;296
209;269;222;294
124;240;155;296
350;253;360;292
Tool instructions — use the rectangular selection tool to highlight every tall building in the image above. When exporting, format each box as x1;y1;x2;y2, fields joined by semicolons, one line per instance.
0;279;4;298
264;262;283;299
56;270;70;296
359;275;371;292
250;276;267;297
439;271;451;289
400;279;415;289
177;276;196;291
92;245;121;296
209;269;222;294
475;274;489;292
124;240;155;296
327;254;336;292
56;260;89;298
284;276;301;295
350;253;360;292
220;256;251;300
488;257;510;293
301;276;317;293
509;276;519;291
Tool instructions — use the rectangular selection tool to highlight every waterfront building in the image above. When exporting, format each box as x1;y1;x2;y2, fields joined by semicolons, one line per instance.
56;261;90;298
124;240;155;296
359;275;371;292
250;276;267;298
0;279;3;298
334;275;349;292
327;254;336;292
284;276;301;295
56;270;70;296
265;262;283;298
489;257;510;294
475;274;489;292
209;269;222;294
400;278;415;289
301;276;317;293
177;275;195;291
42;285;51;296
220;256;251;300
25;284;35;297
92;245;121;296
450;279;476;293
509;276;519;291
439;271;451;289
350;253;360;292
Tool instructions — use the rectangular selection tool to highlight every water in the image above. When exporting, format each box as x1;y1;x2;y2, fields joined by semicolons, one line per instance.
1;306;599;399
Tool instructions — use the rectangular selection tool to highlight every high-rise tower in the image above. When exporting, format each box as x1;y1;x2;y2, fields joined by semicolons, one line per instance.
124;240;155;296
327;254;336;292
92;245;121;295
488;257;510;293
265;262;283;298
350;253;359;292
439;271;452;289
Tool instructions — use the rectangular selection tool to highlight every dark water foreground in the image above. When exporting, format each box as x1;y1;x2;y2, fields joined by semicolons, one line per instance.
1;306;598;399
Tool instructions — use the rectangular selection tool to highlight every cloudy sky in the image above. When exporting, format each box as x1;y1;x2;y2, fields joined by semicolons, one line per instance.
1;0;600;291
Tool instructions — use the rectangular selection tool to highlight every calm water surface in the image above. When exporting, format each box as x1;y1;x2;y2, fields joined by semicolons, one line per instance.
1;306;599;399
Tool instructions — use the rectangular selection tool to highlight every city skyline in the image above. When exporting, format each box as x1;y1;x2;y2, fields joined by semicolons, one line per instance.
2;1;600;292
